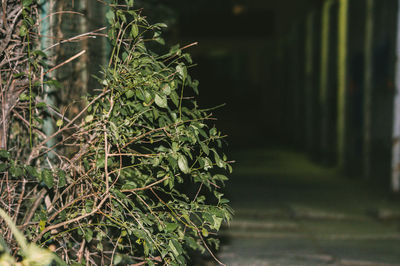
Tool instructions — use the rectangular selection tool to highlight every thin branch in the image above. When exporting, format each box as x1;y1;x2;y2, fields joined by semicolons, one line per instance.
21;188;47;229
43;50;86;76
27;90;109;164
38;11;84;24
33;193;110;243
44;27;107;51
108;153;157;158
121;175;169;193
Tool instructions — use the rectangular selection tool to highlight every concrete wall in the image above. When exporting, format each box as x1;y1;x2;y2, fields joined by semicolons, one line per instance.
279;0;399;190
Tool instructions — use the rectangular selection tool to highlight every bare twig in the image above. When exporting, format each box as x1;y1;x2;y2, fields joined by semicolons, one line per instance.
43;50;86;76
34;193;110;243
44;27;107;51
121;175;169;193
27;90;109;164
21;188;47;229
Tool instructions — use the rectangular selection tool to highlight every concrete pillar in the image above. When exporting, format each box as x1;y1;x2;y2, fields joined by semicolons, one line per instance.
363;0;374;179
320;0;334;159
305;12;315;152
391;0;400;192
39;0;56;157
337;0;349;168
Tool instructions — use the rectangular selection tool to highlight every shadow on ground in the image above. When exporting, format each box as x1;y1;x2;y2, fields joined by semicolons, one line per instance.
209;149;400;266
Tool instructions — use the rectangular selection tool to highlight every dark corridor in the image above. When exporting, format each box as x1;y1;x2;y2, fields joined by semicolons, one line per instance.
159;0;400;187
159;0;400;264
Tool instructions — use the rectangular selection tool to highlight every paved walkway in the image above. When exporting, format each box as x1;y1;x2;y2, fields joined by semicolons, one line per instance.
214;149;400;266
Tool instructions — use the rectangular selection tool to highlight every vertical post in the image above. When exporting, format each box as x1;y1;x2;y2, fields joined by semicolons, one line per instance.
320;0;333;156
364;0;374;179
79;0;88;94
337;0;349;168
104;0;112;65
291;24;302;145
40;0;56;158
391;0;400;192
305;12;314;152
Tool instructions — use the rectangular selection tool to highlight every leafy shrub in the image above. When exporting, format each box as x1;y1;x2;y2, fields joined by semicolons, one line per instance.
0;207;65;266
0;0;232;265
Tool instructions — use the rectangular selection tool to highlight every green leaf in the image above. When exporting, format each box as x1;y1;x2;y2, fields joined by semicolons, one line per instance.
121;181;137;190
39;220;46;231
58;170;66;188
36;102;47;108
19;93;30;101
10;166;24;177
24;17;34;26
25;165;38;178
168;240;181;257
213;150;225;168
22;0;33;8
192;80;199;95
162;84;171;95
212;215;223;230
85;228;93;243
105;10;115;24
201;228;209;237
200;142;209;155
185;236;199;251
56;119;63;127
176;255;185;265
114;254;123;265
165;223;178;232
154;23;168;29
42;169;54;189
45;79;62;88
32;50;47;58
203;158;213;170
143;241;149;256
0;150;10;159
220;198;230;204
19;25;27;37
178;154;190;174
214;174;228;182
125;90;134;99
0;163;8;172
210;127;217;136
143;90;153;104
131;24;139;38
170;91;179;107
183;53;193;64
228;164;233;174
155;37;165;45
176;65;187;80
85;115;94;123
116;10;126;23
96;156;105;169
155;93;168;108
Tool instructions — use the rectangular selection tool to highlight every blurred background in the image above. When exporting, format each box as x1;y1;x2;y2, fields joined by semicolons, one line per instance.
50;0;400;264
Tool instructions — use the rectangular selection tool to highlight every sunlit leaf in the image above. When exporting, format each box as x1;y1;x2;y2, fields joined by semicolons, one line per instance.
42;169;53;189
178;154;190;174
155;93;168;108
131;24;139;37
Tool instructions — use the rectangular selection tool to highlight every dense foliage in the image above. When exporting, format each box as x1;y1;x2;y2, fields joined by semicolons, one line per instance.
0;0;232;265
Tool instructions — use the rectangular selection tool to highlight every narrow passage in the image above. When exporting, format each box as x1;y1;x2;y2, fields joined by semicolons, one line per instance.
216;149;400;265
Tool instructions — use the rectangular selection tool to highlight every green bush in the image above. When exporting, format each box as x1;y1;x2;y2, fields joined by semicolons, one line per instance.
0;208;65;266
1;0;231;265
